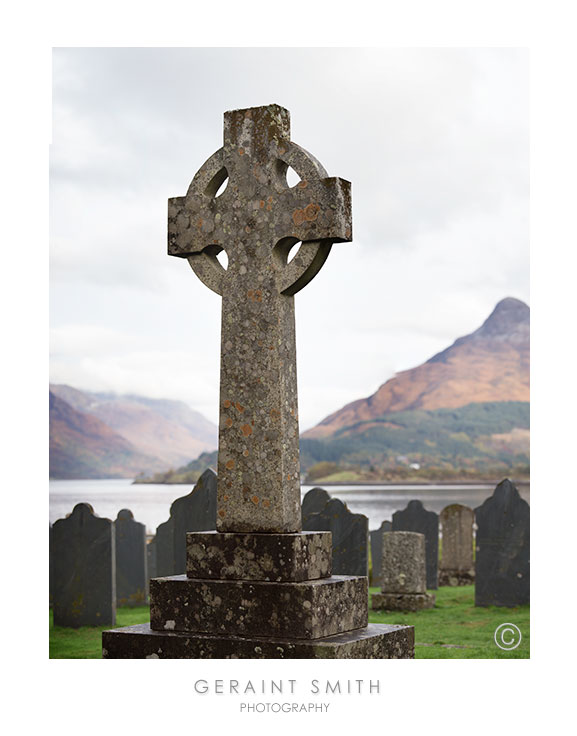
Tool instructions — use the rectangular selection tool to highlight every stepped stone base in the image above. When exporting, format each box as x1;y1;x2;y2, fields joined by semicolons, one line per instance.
372;592;436;612
439;569;475;587
102;622;414;659
186;530;331;582
150;574;367;639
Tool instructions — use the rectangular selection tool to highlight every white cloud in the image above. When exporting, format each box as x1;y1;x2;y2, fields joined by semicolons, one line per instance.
50;47;529;432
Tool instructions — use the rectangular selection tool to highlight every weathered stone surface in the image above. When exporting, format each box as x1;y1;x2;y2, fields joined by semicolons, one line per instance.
52;503;116;627
439;504;474;586
115;509;147;606
168;105;352;534
103;622;414;659
371;592;435;612
186;530;331;582
370;520;392;586
392;500;439;589
149;574;367;640
303;497;368;577
155;469;217;576
381;531;427;594
475;479;530;607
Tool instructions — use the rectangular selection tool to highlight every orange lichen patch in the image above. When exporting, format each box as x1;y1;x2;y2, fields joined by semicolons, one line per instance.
235;402;245;412
270;408;280;421
225;417;233;428
225;460;235;470
218;509;226;518
223;494;229;501
238;148;245;156
292;209;305;226
345;227;352;239
226;481;232;488
241;423;253;437
223;400;231;408
247;289;263;302
251;495;259;505
262;500;270;508
196;219;203;229
298;179;308;189
243;449;249;457
304;203;320;221
260;200;265;209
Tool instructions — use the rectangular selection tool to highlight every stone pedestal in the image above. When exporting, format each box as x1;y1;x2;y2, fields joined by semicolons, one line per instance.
371;531;435;613
104;529;414;658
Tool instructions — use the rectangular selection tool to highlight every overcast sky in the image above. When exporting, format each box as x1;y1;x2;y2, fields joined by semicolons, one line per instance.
49;47;528;431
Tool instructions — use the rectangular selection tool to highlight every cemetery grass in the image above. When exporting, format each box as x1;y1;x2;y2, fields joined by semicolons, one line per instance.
49;606;150;659
50;586;528;659
369;584;530;658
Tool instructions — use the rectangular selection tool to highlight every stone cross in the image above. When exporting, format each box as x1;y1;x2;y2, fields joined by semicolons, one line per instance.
168;104;351;533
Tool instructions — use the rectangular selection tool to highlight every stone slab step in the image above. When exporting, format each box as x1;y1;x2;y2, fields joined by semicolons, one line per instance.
103;622;414;659
150;574;367;639
186;530;332;582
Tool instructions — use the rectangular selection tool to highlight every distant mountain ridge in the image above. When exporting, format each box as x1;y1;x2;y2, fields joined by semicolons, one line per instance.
49;391;163;479
304;297;529;440
49;385;218;479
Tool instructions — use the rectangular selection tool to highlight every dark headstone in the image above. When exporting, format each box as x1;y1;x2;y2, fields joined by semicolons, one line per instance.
115;509;147;607
392;500;439;589
303;496;368;577
474;479;530;607
154;469;217;577
370;520;392;586
52;503;116;627
147;536;157;584
301;487;331;522
439;504;475;586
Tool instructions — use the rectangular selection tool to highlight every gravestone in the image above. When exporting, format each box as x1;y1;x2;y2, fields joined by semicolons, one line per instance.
474;479;530;607
103;104;413;658
439;504;475;586
370;520;392;586
52;503;116;627
147;536;157;585
303;497;369;577
393;500;439;589
372;532;435;611
155;468;217;576
115;509;147;606
301;486;331;523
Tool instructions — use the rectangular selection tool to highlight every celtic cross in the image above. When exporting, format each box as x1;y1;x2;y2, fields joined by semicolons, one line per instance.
168;104;352;533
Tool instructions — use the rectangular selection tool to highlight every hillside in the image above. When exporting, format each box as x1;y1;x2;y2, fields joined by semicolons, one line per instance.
49;385;217;470
300;401;529;481
304;297;529;440
49;392;163;479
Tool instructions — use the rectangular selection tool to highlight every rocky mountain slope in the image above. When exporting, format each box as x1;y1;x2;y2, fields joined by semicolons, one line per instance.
304;297;529;440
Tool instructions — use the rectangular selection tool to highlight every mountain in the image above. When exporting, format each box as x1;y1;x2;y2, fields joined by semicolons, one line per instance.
49;384;218;470
49;391;164;479
304;297;529;440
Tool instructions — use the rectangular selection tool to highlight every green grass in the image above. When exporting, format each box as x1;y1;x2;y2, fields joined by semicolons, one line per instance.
49;606;150;659
50;586;529;659
369;585;530;658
